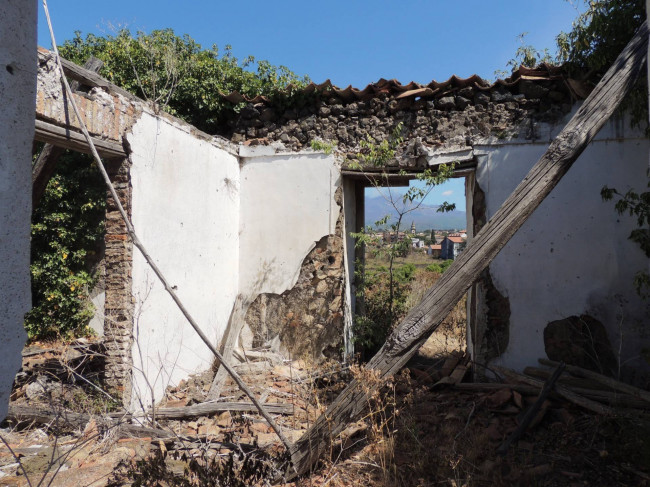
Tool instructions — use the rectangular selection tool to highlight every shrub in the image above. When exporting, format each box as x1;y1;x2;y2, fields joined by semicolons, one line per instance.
425;259;453;274
25;152;105;339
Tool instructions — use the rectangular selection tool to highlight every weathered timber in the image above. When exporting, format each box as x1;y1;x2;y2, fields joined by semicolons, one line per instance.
494;366;613;415
33;56;103;207
149;401;294;419
289;21;648;475
38;49;138;102
34;120;126;158
453;383;540;395
539;358;650;404
6;405;174;439
206;296;245;401
524;366;606;390
497;363;565;455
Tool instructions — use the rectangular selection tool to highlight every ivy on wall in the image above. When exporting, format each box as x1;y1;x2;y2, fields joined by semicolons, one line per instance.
26;152;106;339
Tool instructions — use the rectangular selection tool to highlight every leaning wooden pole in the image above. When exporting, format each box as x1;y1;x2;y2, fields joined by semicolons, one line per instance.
290;20;649;476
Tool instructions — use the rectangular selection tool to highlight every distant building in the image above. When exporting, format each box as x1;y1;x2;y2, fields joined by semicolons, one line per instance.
411;238;424;249
441;236;466;260
428;244;442;258
410;221;416;235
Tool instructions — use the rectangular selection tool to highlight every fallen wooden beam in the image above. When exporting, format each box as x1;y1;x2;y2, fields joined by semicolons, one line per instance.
6;405;174;439
206;297;245;401
148;401;294;419
289;20;648;476
453;382;540;396
34;119;126;158
539;358;650;405
494;366;614;415
524;366;605;390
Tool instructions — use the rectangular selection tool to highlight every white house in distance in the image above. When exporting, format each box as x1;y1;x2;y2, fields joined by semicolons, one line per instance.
440;236;466;260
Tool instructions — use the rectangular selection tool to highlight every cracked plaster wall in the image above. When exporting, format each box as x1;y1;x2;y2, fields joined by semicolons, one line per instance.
127;112;241;409
475;109;650;377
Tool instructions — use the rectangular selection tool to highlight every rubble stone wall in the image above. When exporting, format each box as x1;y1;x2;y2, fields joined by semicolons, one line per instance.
244;198;346;360
225;79;575;161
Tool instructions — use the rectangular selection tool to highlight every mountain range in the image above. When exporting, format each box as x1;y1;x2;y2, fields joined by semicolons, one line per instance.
364;195;467;231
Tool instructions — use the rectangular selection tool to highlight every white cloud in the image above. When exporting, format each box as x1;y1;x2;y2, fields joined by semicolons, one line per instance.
442;190;454;196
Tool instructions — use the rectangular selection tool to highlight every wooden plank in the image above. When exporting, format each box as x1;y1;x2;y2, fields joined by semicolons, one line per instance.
147;401;293;419
6;405;174;439
524;366;606;390
206;296;245;401
494;366;614;415
33;57;104;207
34;119;126;158
289;20;648;476
539;358;650;405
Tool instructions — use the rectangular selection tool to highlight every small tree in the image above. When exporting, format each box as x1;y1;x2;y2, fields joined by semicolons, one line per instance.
349;123;455;356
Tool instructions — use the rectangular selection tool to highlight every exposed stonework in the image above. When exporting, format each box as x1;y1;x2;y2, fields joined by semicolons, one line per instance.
245;194;346;360
225;79;575;160
103;158;134;404
35;49;140;145
544;314;617;376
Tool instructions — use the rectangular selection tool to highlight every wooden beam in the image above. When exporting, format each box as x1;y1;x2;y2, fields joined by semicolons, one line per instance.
146;401;294;419
206;296;245;401
289;20;649;476
32;57;104;208
539;358;650;404
42;50;139;101
34;119;126;158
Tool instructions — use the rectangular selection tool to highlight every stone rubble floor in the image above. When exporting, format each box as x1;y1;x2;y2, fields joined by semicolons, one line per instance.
2;340;650;486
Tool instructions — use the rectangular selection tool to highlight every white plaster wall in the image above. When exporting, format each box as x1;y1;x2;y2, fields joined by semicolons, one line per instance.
238;153;340;301
0;0;36;420
476;112;650;373
128;113;240;409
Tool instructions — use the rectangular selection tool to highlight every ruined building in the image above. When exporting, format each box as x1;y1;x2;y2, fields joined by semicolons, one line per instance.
1;1;648;414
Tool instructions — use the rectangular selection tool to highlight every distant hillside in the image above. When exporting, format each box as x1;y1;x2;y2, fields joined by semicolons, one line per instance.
365;195;467;231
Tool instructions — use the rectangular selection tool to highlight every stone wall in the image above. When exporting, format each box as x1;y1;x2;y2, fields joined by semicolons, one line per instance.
244;195;346;360
225;77;574;160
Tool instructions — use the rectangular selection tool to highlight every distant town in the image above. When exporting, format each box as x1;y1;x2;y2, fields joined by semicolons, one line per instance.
369;222;468;260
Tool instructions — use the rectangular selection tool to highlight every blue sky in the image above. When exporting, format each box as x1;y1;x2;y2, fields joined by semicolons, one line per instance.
38;1;586;212
38;1;584;88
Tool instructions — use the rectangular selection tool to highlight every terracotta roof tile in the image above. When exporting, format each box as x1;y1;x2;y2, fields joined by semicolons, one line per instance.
222;63;584;105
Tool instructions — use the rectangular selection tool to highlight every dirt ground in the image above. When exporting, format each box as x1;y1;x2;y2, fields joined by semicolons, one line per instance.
2;264;650;486
2;331;650;487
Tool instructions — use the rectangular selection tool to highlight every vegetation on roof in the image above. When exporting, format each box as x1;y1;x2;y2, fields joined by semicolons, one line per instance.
59;28;310;133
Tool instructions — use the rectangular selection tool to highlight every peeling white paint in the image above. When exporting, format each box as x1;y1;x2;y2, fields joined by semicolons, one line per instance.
476;110;650;373
238;152;340;300
128;112;240;409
